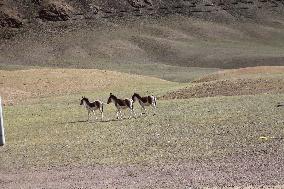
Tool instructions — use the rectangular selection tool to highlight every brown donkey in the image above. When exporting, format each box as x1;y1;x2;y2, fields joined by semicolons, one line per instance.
80;96;104;121
107;93;136;119
132;93;157;115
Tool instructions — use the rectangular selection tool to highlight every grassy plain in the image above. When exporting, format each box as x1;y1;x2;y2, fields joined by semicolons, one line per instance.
0;68;283;174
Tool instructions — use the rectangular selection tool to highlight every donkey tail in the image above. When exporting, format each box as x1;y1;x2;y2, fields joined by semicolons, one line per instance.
153;96;157;107
100;102;104;120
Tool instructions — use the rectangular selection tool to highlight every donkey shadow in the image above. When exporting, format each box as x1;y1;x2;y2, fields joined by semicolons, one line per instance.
64;120;89;124
64;116;137;124
100;113;154;123
63;111;156;125
100;117;132;123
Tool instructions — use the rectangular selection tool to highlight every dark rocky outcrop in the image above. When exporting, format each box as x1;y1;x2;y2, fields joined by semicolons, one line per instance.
38;0;74;21
128;0;153;8
0;8;22;28
0;0;283;27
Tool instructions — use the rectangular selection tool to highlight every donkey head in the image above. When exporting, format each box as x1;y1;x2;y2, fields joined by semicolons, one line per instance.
107;93;114;104
80;96;88;105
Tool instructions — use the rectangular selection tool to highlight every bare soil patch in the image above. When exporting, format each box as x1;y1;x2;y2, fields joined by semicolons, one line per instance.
161;66;284;100
161;78;284;100
195;66;284;83
1;152;283;189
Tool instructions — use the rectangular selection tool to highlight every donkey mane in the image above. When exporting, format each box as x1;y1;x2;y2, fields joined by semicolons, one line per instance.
133;93;142;100
82;97;90;103
109;93;118;100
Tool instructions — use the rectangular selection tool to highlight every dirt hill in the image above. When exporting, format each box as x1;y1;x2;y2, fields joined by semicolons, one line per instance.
161;66;284;99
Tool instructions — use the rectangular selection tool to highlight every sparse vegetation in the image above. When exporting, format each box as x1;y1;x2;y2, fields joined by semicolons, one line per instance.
1;15;284;79
2;87;284;170
0;0;284;187
0;67;284;188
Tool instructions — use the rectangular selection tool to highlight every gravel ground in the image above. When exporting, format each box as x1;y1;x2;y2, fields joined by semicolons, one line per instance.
1;152;283;189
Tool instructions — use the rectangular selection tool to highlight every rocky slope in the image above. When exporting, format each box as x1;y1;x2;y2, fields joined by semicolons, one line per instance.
1;0;284;28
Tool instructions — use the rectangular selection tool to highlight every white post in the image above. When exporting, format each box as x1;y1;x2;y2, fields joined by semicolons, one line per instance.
0;96;5;146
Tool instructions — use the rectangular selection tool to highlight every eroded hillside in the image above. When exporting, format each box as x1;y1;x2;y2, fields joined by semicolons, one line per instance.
0;0;284;78
1;0;284;26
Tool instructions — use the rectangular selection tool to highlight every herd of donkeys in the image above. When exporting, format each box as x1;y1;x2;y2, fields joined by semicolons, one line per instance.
80;93;157;121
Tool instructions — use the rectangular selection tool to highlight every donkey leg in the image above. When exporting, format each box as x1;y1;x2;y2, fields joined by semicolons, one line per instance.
141;106;146;115
129;110;132;119
153;97;157;115
151;102;157;115
100;109;104;121
128;109;133;119
128;101;135;118
100;104;104;121
87;110;90;121
120;110;124;119
93;110;98;120
132;109;137;118
130;103;137;118
116;110;119;119
140;107;144;115
152;105;157;115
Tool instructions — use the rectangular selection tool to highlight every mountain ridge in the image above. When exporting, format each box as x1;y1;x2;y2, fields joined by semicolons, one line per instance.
1;0;284;28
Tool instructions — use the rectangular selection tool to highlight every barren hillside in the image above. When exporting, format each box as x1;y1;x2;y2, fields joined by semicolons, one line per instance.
1;0;284;25
0;0;284;78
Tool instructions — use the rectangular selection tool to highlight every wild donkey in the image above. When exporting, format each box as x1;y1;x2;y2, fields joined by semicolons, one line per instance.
107;93;136;119
132;93;157;115
80;96;104;121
